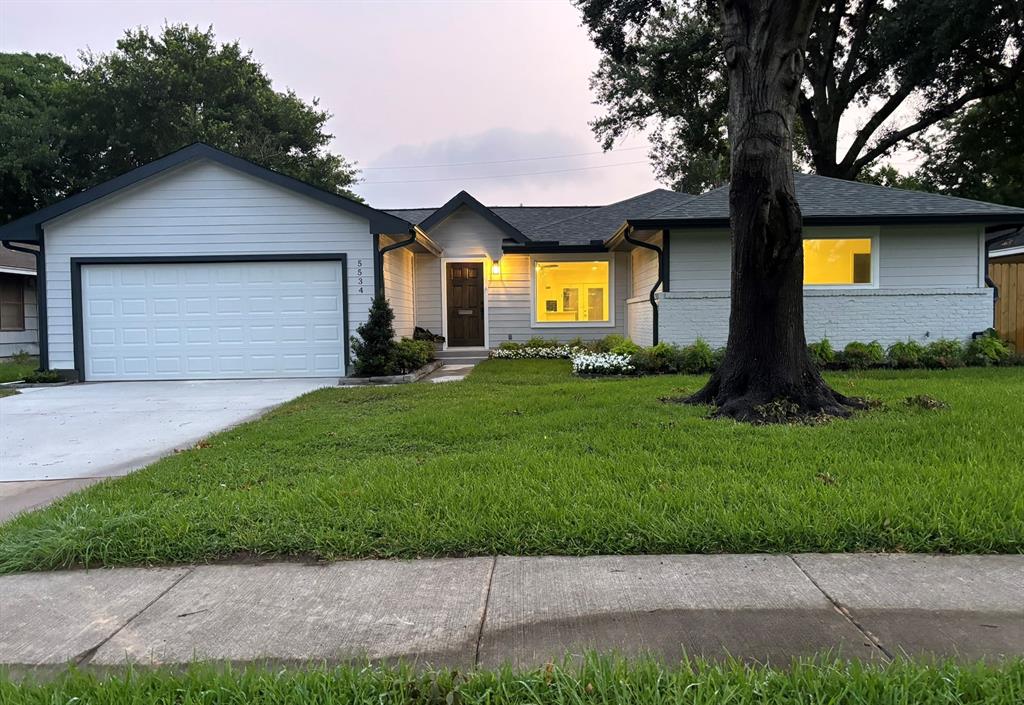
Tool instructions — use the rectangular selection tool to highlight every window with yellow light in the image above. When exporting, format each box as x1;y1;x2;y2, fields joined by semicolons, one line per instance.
803;238;873;286
534;260;610;323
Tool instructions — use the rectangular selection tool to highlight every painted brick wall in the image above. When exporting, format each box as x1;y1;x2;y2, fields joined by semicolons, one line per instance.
658;288;994;347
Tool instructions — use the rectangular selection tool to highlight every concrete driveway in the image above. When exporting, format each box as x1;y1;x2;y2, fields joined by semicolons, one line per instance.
0;379;335;517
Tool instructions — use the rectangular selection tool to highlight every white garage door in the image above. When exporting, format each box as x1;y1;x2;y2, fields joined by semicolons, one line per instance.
81;260;346;380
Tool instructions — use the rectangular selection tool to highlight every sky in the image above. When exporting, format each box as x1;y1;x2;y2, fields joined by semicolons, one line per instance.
1;0;918;209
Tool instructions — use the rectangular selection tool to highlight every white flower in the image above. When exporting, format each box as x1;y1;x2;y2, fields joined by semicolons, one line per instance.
570;352;635;375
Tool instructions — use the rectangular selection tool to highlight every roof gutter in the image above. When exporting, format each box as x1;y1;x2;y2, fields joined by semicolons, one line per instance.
623;226;665;345
373;230;418;298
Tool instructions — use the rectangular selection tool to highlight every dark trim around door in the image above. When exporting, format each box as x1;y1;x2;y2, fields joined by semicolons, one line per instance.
70;254;350;381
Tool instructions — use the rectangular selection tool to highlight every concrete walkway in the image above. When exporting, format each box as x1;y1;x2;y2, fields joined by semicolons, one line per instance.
1;554;1021;674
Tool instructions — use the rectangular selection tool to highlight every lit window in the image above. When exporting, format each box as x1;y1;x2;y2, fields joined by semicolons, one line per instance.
804;238;873;286
534;261;610;323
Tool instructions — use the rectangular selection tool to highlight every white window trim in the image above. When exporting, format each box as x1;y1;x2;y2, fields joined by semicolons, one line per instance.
530;253;616;328
439;256;490;351
802;227;880;290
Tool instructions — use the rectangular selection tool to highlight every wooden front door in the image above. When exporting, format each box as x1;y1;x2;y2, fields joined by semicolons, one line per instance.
446;262;485;347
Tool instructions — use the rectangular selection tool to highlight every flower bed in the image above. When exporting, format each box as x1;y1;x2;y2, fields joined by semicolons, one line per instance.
571;352;636;375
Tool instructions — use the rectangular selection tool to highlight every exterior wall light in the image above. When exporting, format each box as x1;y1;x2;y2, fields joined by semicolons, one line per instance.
491;259;502;276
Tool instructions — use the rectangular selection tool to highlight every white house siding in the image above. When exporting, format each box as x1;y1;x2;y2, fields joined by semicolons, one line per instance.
627;232;662;346
382;244;415;338
42;160;377;371
0;278;39;357
414;254;442;335
661;223;992;347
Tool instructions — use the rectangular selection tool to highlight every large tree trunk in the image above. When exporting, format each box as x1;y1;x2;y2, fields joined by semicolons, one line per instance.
684;0;862;422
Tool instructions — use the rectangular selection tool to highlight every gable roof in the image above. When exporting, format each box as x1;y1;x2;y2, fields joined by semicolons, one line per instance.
0;143;413;243
628;173;1024;229
414;190;530;243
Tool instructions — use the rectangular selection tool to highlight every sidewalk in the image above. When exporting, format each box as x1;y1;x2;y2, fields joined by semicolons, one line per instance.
1;554;1021;675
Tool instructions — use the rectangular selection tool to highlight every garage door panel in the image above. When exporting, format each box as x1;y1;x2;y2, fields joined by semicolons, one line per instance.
82;260;345;380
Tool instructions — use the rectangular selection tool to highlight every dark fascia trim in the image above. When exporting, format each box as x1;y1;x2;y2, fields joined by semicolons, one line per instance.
501;243;607;254
0;143;412;242
70;254;351;380
2;233;47;369
419;191;530;244
626;213;1024;230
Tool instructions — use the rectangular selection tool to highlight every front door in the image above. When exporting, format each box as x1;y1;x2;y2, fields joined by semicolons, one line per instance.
446;262;485;347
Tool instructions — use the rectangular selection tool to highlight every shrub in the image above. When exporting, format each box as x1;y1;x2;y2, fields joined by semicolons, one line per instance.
965;331;1011;366
572;352;635;375
712;346;727;370
10;350;33;365
922;339;965;369
392;338;434;374
842;340;884;369
611;339;642;356
680;338;716;374
351;295;397;376
525;336;561;349
593;334;630;353
23;370;63;384
886;340;926;369
807;339;835;368
497;341;523;351
632;342;683;374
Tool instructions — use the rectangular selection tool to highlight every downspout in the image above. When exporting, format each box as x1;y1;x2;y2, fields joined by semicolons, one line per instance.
374;230;417;298
623;225;665;345
2;235;46;371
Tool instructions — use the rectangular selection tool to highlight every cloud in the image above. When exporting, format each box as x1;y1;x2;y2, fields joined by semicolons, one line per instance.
354;127;660;208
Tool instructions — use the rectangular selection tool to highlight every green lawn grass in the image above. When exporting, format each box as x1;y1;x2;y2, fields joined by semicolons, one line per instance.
2;657;1022;704
1;361;1022;572
0;356;37;383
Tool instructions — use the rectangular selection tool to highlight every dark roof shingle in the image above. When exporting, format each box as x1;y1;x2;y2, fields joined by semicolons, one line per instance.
640;173;1024;225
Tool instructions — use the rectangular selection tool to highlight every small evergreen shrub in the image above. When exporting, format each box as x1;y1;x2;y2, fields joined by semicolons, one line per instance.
964;331;1011;366
807;339;835;368
886;340;926;369
351;295;398;376
922;339;964;369
842;340;884;369
393;338;435;374
680;338;716;374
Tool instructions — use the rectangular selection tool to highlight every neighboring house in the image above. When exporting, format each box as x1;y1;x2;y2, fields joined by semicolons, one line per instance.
1;142;1022;381
0;246;39;359
988;228;1024;351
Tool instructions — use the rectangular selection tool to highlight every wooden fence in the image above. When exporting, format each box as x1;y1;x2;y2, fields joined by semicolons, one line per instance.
990;261;1024;352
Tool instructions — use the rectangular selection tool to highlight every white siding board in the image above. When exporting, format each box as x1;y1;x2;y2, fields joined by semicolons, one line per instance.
43;160;376;371
383;245;415;338
414;255;442;334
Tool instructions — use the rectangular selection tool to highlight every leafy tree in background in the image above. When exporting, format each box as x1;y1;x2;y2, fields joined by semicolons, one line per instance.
577;0;1024;193
0;24;359;224
0;53;75;219
914;86;1024;207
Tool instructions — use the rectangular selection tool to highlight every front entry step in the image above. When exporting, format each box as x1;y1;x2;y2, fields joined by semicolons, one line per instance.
435;352;490;365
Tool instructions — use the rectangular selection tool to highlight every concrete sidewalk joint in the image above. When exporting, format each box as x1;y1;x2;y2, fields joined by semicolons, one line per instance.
789;554;894;661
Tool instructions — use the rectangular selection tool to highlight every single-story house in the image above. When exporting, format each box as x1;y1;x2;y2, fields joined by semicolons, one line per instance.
0;246;39;359
1;142;1022;381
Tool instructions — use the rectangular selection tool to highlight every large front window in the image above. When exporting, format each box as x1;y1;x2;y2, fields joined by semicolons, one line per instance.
534;260;610;324
804;238;873;286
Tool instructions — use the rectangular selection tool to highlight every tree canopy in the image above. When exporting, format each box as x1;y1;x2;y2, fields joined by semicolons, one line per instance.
578;0;1024;193
0;24;358;224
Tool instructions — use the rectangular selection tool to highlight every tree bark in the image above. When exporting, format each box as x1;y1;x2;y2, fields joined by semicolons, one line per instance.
684;0;863;422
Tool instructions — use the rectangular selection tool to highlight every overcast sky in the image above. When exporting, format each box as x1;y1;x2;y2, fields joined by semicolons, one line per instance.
2;0;918;209
1;0;667;208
